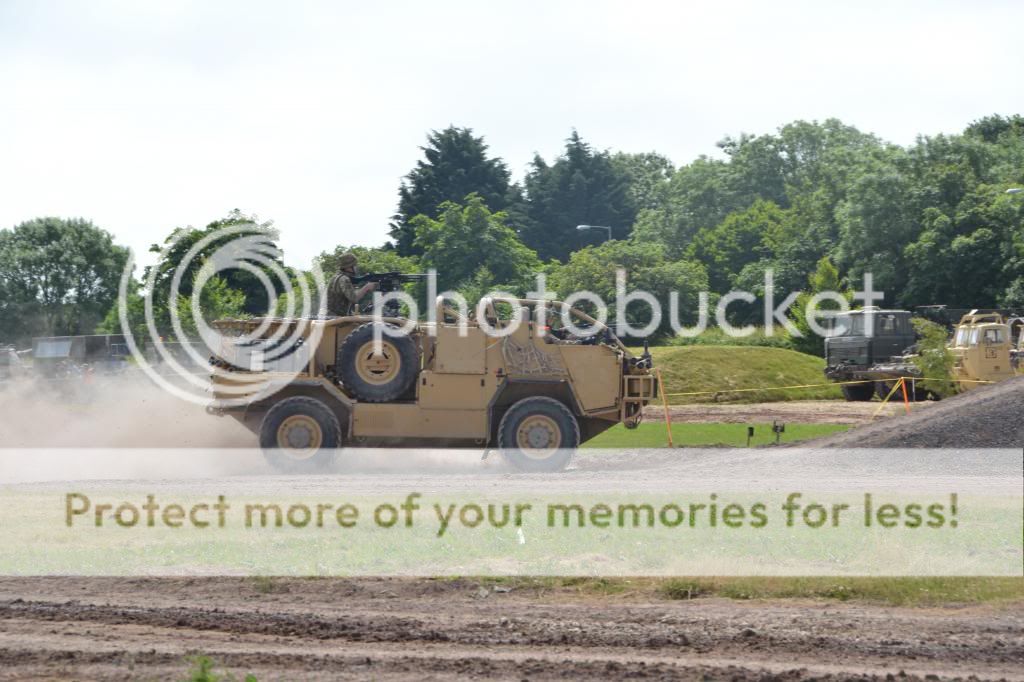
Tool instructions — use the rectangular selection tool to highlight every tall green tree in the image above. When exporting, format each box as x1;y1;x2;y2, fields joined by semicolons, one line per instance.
687;199;793;293
547;239;708;338
520;131;637;261
412;194;542;296
390;126;514;256
611;151;674;212
788;256;851;357
145;210;286;333
833;152;918;301
0;217;128;344
99;211;284;340
631;156;735;258
904;185;1024;306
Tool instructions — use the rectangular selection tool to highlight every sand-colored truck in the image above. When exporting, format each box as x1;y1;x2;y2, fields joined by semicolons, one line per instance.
207;297;658;472
948;310;1017;390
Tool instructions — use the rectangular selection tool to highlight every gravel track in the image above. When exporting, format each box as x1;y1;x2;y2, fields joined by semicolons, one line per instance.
806;376;1024;448
643;400;926;425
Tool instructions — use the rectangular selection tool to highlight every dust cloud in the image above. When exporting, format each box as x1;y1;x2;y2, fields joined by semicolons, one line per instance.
0;373;507;482
0;375;252;448
0;374;266;482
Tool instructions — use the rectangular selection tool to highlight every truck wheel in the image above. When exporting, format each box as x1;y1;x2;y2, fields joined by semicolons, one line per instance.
259;396;342;473
497;397;579;473
840;382;874;401
338;323;419;402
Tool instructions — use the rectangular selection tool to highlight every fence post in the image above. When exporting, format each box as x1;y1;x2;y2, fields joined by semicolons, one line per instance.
656;368;674;448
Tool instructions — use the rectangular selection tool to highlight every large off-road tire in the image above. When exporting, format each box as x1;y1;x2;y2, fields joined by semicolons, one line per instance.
258;396;342;473
497;397;579;473
338;323;419;402
840;382;875;401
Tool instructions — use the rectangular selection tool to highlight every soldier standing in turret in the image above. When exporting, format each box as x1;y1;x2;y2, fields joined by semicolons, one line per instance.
326;252;377;316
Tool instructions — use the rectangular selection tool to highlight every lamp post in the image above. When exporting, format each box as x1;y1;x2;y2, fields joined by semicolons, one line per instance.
576;224;613;242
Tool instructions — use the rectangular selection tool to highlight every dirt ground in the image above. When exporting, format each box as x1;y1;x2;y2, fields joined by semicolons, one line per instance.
1;379;1020;680
0;375;920;451
643;400;930;425
0;577;1021;681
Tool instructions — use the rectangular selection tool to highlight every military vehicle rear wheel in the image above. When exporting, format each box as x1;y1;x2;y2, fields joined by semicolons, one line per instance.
338;323;419;402
840;382;874;401
259;396;342;472
497;397;579;472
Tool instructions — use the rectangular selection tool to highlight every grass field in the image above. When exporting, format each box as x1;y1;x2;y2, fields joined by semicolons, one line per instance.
583;422;849;448
640;345;844;403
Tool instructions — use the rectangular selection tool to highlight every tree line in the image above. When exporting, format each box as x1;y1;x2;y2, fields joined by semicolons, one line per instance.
1;115;1022;353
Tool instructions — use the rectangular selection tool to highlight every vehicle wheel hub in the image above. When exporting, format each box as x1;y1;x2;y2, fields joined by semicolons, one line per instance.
516;415;561;458
277;415;323;457
354;341;400;385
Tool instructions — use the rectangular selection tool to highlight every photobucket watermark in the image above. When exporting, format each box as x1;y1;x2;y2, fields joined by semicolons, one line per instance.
113;226;884;405
369;268;883;347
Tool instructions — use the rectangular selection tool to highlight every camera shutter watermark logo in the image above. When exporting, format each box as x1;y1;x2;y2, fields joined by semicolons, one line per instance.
117;223;326;406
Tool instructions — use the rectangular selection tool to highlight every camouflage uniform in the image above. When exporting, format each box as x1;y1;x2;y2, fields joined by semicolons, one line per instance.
327;272;358;316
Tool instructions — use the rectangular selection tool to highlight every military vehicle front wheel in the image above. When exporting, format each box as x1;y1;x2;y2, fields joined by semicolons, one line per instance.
338;323;419;402
259;396;342;473
840;382;874;401
497;397;579;472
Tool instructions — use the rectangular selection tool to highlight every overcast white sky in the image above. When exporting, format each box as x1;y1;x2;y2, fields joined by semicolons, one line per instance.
1;0;1022;269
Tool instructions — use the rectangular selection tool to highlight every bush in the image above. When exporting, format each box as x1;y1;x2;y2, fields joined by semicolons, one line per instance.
659;325;794;349
910;318;957;397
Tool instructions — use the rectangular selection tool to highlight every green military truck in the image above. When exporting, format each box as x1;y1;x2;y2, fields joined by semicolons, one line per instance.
823;308;920;401
824;306;1023;400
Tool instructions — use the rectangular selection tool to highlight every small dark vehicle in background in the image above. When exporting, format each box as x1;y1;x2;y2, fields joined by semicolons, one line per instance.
0;346;27;383
31;334;130;378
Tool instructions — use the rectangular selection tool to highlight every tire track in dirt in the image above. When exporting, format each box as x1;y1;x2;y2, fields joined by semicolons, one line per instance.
0;578;1021;680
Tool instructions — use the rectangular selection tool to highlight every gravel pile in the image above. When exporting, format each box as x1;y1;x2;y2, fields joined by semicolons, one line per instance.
808;375;1024;448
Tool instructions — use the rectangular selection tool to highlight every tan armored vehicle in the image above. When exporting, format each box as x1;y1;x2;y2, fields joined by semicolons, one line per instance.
208;297;657;472
948;310;1017;390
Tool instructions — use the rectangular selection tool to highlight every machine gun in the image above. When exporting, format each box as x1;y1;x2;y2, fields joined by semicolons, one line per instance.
351;272;429;318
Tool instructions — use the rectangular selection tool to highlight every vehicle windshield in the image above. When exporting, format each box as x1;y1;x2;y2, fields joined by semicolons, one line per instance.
826;314;865;337
826;312;909;337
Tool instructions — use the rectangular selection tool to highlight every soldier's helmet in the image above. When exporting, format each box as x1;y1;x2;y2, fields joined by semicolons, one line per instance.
337;252;358;271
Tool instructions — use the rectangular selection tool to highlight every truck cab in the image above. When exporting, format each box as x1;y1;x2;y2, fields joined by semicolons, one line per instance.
824;308;916;400
948;311;1016;390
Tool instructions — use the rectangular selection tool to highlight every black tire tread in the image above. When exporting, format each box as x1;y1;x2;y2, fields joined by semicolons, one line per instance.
497;396;579;473
259;396;342;472
337;323;419;403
